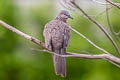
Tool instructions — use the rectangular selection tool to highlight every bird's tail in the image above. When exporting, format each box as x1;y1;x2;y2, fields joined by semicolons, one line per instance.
53;48;66;77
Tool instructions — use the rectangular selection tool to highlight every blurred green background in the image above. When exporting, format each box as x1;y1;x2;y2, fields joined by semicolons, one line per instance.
0;0;120;80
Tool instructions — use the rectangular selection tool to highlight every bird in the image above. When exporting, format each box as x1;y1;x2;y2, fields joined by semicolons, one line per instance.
43;10;73;77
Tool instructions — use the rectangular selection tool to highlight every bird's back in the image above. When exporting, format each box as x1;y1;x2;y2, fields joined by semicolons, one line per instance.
43;20;70;50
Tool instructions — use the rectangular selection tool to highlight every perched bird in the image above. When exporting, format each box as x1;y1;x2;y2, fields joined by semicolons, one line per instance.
43;10;72;77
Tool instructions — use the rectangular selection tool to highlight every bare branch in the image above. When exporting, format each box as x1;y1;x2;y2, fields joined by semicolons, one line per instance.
69;0;120;56
0;20;109;55
95;6;113;18
92;0;109;5
0;20;46;49
116;32;120;36
70;27;110;54
104;58;120;68
32;48;120;65
0;20;120;68
106;1;120;43
106;0;120;9
59;0;75;11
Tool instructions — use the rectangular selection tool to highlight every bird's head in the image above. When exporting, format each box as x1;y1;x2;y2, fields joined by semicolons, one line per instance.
56;10;73;22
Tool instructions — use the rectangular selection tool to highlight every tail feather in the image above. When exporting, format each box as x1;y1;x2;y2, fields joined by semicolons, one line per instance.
53;50;61;75
53;48;66;77
61;48;66;77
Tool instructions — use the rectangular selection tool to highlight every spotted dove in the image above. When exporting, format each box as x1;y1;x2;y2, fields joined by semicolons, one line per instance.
43;10;72;77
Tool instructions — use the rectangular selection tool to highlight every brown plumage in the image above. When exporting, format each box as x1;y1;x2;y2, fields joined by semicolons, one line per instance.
43;10;72;77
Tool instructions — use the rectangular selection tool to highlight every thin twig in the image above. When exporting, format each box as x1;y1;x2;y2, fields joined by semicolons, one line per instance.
70;0;120;56
116;32;120;36
104;58;120;68
92;0;110;5
71;27;120;67
32;48;120;64
32;48;120;68
106;0;120;9
106;1;120;43
70;27;110;54
59;0;75;11
95;6;113;18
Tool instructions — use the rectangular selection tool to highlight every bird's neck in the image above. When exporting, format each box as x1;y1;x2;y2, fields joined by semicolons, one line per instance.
55;17;67;23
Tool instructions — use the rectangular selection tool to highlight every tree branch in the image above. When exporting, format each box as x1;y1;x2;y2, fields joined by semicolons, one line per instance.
0;20;120;67
106;0;120;9
70;27;110;54
32;48;120;65
0;20;46;49
95;6;113;18
106;1;120;43
70;0;120;56
92;0;110;5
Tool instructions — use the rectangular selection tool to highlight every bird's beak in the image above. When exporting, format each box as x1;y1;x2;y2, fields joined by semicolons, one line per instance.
68;15;73;19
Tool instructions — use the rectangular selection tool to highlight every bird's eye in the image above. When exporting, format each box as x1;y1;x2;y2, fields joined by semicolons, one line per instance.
64;14;67;16
62;12;65;15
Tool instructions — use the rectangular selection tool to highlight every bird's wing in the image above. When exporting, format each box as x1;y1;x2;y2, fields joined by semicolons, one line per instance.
63;24;71;48
43;23;52;50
